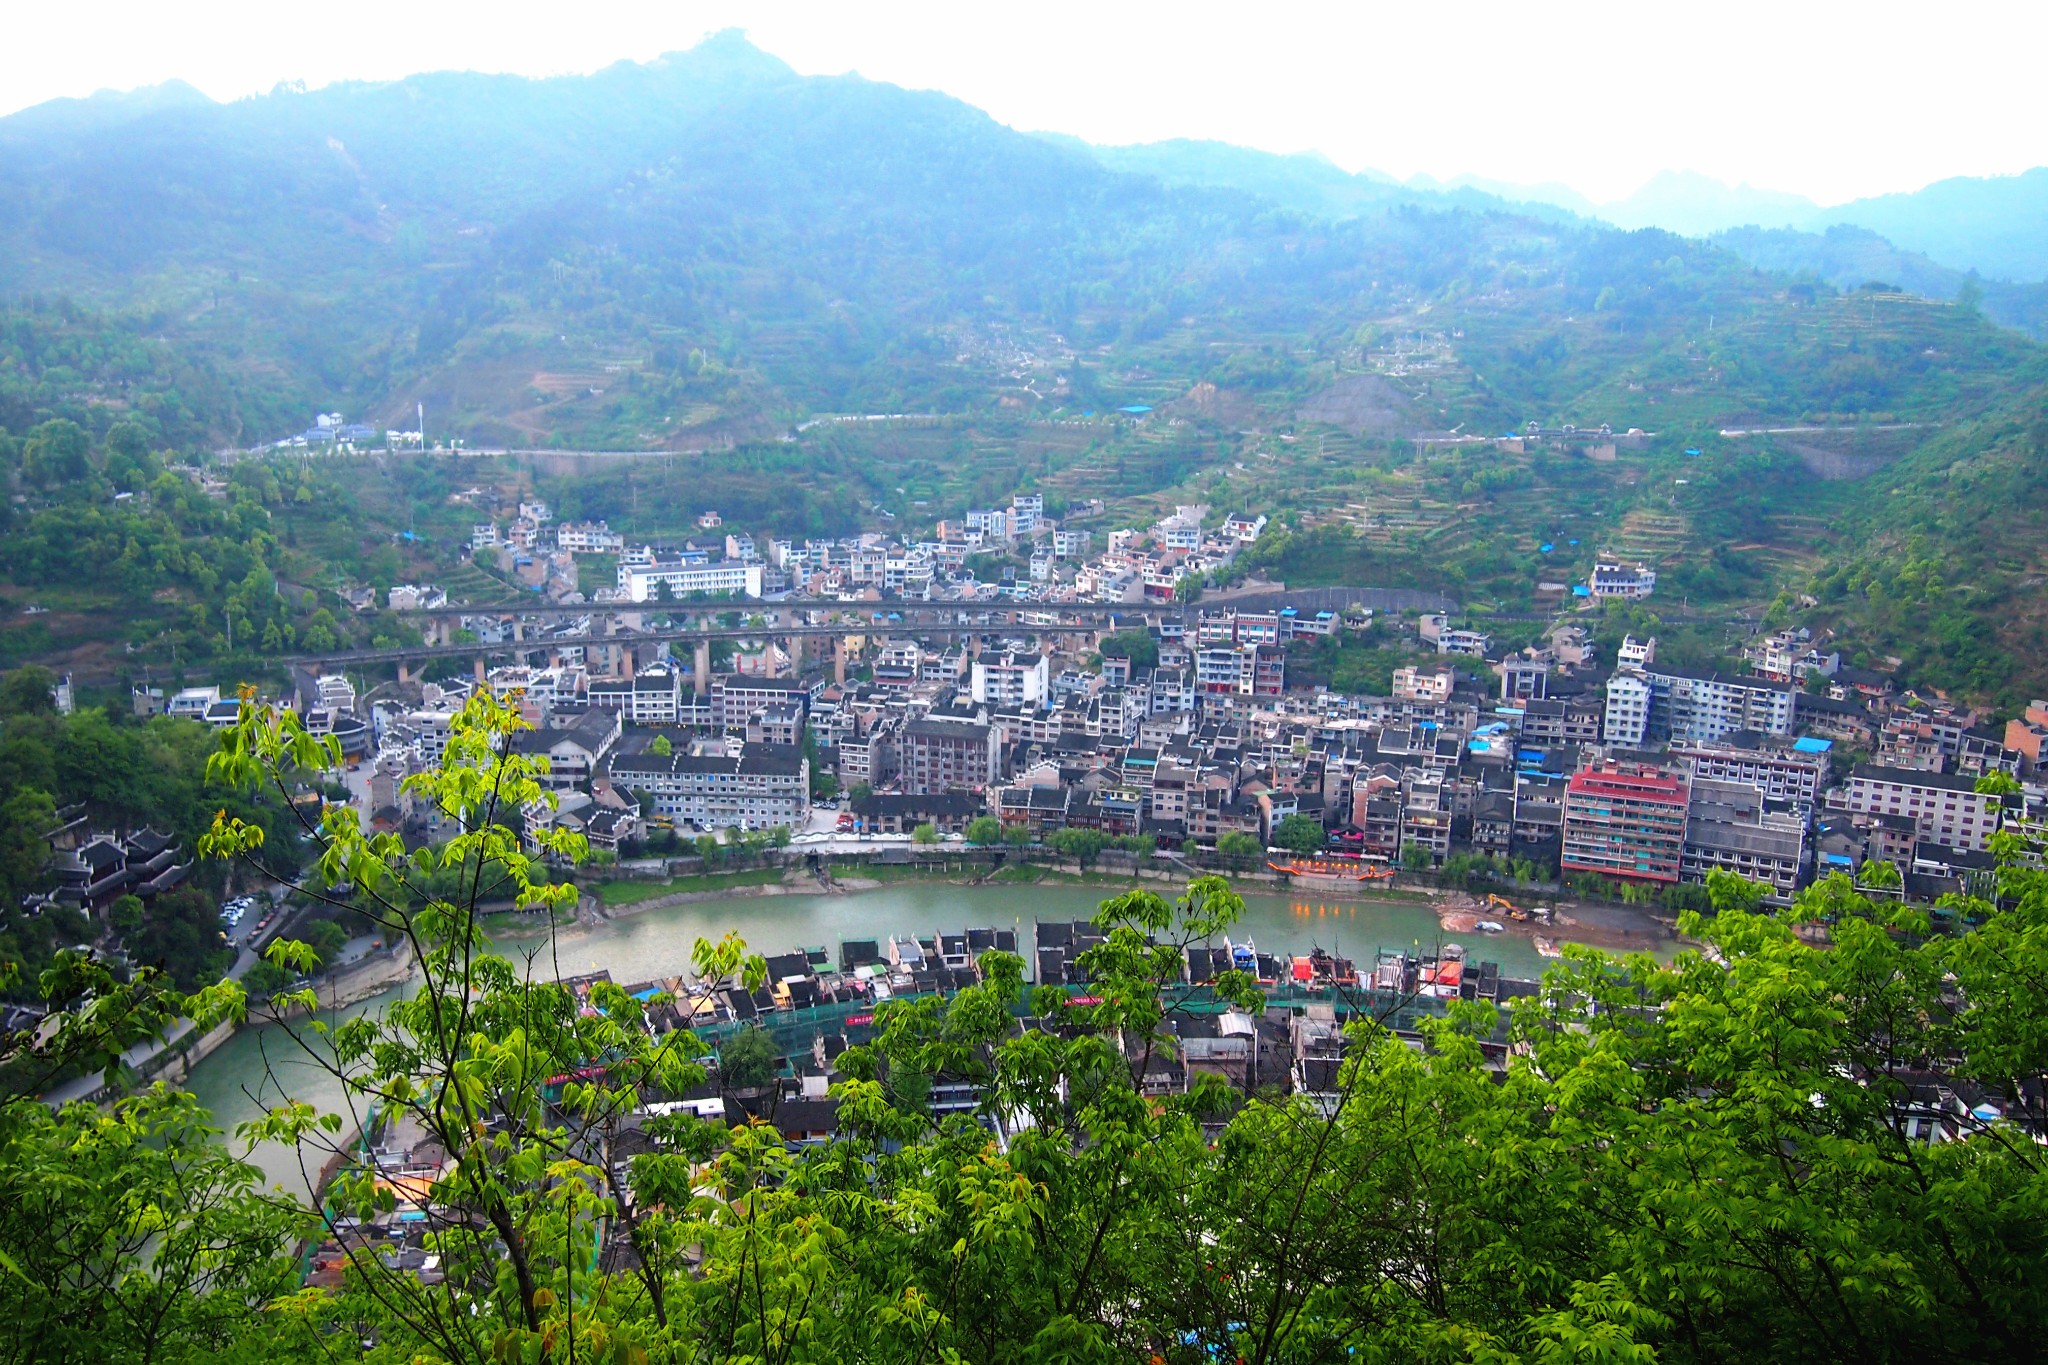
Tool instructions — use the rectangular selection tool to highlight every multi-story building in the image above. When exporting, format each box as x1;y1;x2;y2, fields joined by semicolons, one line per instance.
1588;560;1657;601
510;708;623;792
900;718;1001;795
1603;671;1652;747
557;520;626;554
1194;643;1284;699
1681;779;1807;904
608;741;809;831
1392;666;1454;706
1616;634;1657;669
1654;667;1797;742
618;560;764;602
1670;734;1831;809
1500;656;1549;701
712;677;810;732
1608;666;1796;746
971;651;1051;708
586;667;686;725
1560;760;1691;883
1832;765;2000;852
1521;695;1604;747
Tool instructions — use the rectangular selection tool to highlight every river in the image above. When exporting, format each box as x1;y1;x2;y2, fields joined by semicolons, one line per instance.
185;879;1665;1197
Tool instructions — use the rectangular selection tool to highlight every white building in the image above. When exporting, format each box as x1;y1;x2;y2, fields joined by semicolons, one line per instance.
609;742;809;831
168;685;223;720
1221;512;1268;543
971;651;1051;708
557;520;626;554
1589;560;1657;601
1392;667;1454;706
1603;671;1653;748
1617;634;1657;668
1052;529;1092;559
1834;765;2000;853
618;561;764;602
387;583;447;611
586;668;686;725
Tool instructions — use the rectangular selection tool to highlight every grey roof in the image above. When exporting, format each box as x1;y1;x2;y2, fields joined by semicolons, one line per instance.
1850;763;1984;795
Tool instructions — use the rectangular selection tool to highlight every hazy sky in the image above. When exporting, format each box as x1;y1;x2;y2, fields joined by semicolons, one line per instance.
7;0;2043;205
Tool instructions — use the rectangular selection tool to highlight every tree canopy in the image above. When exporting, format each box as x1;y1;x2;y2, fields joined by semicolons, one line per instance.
0;696;2044;1362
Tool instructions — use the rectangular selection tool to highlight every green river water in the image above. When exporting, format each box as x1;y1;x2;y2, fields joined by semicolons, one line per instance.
183;880;1666;1198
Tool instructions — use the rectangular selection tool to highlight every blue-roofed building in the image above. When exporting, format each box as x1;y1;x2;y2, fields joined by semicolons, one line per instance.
1117;404;1153;415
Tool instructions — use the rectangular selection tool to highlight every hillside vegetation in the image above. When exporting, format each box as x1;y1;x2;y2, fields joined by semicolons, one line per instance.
0;34;2045;700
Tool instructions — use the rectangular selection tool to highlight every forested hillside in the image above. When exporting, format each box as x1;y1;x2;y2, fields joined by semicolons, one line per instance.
1;32;2046;700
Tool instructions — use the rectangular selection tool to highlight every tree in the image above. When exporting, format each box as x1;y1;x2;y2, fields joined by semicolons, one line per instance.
10;679;2048;1361
910;822;940;845
964;814;1004;846
717;1024;779;1092
1215;830;1262;868
1976;769;2022;797
1272;812;1326;856
0;666;57;718
1098;630;1159;671
1048;825;1108;868
201;689;771;1359
22;419;89;486
0;786;57;910
107;894;145;938
1002;821;1035;846
1401;840;1434;872
123;886;231;989
300;917;349;966
649;733;672;758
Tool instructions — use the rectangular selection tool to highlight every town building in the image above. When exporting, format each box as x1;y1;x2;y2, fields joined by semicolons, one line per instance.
1670;733;1831;809
608;741;809;831
1560;761;1690;884
970;651;1050;708
1588;559;1657;601
1830;765;2001;853
900;718;1001;795
1681;779;1807;904
617;560;764;602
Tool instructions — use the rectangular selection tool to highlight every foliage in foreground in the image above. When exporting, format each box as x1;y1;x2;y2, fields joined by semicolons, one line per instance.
0;693;2043;1362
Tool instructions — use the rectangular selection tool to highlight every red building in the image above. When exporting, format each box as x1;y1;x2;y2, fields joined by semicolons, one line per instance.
1560;761;1690;883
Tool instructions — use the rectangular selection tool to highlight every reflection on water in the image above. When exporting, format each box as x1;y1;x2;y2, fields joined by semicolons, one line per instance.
185;879;1650;1196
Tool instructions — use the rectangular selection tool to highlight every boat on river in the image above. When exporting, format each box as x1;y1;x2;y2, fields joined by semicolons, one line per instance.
1266;854;1397;882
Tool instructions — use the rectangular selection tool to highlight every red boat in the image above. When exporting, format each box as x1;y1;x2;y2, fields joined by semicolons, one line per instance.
1265;855;1396;882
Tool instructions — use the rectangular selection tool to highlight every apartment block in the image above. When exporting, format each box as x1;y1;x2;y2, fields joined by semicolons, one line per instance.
1561;760;1691;883
1833;764;2000;853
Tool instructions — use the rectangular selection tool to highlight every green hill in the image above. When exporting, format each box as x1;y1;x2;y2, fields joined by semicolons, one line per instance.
1;34;2045;700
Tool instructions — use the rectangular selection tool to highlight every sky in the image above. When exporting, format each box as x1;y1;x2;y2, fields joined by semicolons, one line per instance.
5;0;2044;206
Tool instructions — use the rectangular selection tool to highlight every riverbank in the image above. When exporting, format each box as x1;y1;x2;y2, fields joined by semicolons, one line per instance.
1426;885;1677;957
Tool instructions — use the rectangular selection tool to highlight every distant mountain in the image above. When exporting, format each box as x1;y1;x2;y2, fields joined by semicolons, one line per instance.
1595;171;1820;237
0;78;214;136
1;31;2044;701
1712;224;2048;336
1072;139;1581;223
0;31;2031;449
1825;169;2048;283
